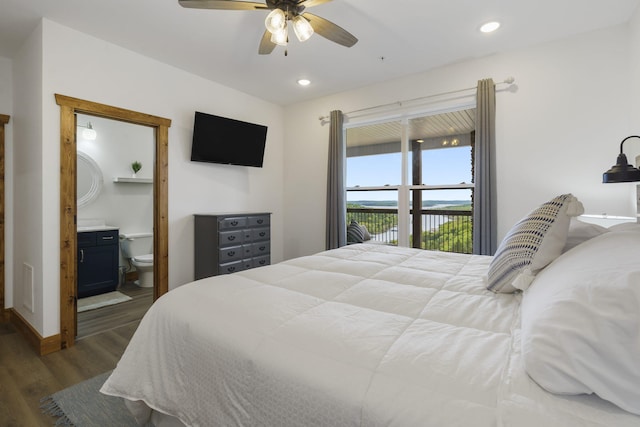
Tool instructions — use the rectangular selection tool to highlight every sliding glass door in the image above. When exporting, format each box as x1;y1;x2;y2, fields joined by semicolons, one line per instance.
346;109;475;253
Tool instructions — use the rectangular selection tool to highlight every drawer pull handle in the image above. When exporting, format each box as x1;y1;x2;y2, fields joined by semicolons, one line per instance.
259;260;266;265
228;267;236;272
102;236;114;240
259;232;266;237
228;235;236;241
230;221;238;226
227;251;236;257
80;249;84;263
257;219;264;224
259;246;266;251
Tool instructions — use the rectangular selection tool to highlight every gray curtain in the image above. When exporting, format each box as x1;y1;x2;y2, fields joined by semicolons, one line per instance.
473;79;497;255
326;110;346;249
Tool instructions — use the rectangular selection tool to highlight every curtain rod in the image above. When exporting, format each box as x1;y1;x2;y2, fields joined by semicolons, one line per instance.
318;77;515;122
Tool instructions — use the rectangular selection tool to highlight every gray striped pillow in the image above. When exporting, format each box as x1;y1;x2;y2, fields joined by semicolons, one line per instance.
487;194;583;293
347;220;365;243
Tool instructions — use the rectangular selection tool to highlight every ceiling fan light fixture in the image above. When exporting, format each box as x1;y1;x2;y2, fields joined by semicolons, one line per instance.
270;24;288;46
265;8;286;33
292;15;314;42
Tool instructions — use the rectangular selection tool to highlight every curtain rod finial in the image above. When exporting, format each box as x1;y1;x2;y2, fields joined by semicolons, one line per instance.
504;77;515;84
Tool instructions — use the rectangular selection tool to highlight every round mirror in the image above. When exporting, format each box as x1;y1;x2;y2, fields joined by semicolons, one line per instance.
77;151;103;208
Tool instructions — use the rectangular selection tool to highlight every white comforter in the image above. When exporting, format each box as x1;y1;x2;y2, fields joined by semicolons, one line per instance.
101;244;640;426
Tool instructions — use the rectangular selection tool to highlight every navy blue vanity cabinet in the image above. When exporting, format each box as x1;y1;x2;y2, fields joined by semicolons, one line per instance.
77;229;119;298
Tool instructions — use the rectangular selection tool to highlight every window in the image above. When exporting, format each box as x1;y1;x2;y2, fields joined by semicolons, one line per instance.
346;109;475;253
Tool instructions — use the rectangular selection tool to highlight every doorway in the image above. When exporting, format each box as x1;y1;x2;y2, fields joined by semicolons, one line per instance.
75;114;155;339
56;94;170;349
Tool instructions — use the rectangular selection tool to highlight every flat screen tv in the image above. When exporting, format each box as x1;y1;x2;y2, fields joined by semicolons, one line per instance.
190;111;268;168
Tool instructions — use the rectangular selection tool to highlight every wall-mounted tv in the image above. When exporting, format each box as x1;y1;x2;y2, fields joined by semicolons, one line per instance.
190;111;268;168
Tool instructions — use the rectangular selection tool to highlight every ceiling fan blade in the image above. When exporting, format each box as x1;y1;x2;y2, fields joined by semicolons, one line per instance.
258;29;277;54
297;0;332;8
179;0;267;10
302;13;358;48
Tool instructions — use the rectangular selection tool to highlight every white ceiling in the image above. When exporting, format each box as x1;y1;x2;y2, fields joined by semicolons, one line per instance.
1;0;639;106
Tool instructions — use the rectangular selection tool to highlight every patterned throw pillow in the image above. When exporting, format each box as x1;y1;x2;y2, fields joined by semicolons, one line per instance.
487;194;584;293
347;220;365;243
360;223;371;241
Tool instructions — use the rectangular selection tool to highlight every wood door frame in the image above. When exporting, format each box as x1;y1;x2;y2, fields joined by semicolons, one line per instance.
56;94;171;349
0;114;8;321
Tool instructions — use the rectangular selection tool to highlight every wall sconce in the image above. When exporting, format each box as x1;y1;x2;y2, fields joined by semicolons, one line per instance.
78;122;97;141
603;135;640;183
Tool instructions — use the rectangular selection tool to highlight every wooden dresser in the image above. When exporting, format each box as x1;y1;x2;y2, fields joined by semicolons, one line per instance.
194;213;271;280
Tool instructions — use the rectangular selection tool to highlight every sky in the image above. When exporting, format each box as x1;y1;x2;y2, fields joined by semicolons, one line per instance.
346;146;472;202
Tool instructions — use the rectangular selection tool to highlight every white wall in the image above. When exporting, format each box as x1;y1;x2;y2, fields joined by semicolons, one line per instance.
631;7;640;126
12;24;44;332
0;56;13;309
283;24;636;260
12;19;285;338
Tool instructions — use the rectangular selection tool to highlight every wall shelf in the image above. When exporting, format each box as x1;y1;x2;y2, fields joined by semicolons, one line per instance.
113;177;153;184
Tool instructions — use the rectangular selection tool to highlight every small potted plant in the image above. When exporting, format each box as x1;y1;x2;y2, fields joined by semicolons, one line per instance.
131;161;142;178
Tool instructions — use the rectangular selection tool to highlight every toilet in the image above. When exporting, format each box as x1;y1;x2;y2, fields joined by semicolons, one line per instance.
120;232;154;288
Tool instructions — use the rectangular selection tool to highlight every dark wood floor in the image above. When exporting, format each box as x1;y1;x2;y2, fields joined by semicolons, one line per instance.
0;282;154;426
0;320;139;426
77;281;153;339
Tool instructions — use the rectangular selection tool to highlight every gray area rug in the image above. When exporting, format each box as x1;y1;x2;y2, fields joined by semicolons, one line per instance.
41;371;139;426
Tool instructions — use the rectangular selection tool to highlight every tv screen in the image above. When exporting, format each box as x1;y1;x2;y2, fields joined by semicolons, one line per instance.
190;111;268;168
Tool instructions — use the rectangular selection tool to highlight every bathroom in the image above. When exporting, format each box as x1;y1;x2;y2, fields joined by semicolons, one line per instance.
76;113;155;338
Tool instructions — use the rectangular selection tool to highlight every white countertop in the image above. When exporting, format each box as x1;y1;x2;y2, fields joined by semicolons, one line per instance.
77;218;118;232
77;225;119;232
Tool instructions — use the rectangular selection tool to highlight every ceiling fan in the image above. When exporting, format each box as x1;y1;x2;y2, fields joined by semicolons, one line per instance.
178;0;358;55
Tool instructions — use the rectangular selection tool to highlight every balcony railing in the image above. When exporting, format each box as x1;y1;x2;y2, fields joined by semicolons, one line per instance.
347;207;473;254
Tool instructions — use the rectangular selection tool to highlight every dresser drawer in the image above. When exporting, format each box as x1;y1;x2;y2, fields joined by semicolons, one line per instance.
242;244;253;258
218;216;247;230
218;260;244;275
218;245;243;262
248;214;270;227
219;229;244;246
252;255;270;268
252;241;270;256
252;227;270;241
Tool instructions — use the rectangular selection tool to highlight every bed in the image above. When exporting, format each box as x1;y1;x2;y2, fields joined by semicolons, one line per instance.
101;194;640;426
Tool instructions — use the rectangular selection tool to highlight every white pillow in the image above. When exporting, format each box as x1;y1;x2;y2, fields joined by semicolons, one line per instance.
487;194;584;293
562;218;609;252
521;231;640;415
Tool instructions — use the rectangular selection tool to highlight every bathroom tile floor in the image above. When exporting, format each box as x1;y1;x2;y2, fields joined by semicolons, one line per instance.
76;281;153;340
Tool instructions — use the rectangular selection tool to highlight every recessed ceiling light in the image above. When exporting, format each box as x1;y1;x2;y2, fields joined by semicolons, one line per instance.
297;79;311;86
480;21;501;33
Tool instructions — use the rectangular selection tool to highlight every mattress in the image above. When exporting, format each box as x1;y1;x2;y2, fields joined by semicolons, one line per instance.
101;244;640;426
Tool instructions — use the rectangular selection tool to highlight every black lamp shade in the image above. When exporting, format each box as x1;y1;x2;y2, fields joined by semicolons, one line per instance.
603;135;640;183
